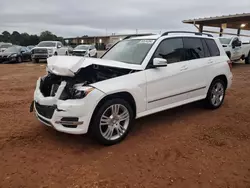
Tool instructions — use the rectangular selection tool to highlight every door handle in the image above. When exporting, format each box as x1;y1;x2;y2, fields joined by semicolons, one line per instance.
208;59;213;64
180;65;188;71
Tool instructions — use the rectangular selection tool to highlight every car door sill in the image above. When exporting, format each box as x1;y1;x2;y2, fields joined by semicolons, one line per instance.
148;86;206;103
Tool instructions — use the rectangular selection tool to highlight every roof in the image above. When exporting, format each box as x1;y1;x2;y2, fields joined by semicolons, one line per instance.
183;13;250;30
64;33;153;40
129;34;160;40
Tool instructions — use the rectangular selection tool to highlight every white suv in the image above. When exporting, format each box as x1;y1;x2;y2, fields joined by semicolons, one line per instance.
31;31;233;145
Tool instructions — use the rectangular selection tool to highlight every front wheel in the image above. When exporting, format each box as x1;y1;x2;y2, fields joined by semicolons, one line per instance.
90;98;134;145
245;52;250;64
204;79;226;109
17;56;22;63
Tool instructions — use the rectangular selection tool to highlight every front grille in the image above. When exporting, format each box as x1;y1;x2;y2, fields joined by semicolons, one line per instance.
35;102;56;119
72;51;86;56
34;48;48;54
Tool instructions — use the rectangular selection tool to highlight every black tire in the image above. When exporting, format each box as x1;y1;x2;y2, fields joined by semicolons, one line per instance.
33;58;39;63
17;56;22;63
54;52;58;56
204;79;226;109
89;98;134;146
245;52;250;64
65;51;68;56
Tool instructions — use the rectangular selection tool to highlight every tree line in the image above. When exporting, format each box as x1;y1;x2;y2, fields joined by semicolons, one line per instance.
0;31;64;46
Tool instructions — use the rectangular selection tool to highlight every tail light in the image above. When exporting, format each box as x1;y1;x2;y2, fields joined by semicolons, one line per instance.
227;60;232;71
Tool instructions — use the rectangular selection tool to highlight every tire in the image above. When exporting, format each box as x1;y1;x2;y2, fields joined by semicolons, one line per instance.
33;58;39;63
204;79;226;109
90;98;134;146
65;51;68;56
94;53;97;58
54;52;58;56
245;52;250;64
17;56;22;63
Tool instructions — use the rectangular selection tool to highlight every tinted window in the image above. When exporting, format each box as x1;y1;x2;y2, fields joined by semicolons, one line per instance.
201;39;210;57
154;38;184;64
205;39;220;56
183;38;205;60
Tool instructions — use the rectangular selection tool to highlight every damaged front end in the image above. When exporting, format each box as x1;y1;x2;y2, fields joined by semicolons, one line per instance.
31;62;137;134
40;64;136;100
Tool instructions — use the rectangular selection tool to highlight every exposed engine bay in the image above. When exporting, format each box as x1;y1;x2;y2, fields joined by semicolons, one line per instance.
40;64;136;99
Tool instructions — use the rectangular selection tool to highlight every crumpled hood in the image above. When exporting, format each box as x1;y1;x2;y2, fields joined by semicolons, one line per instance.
47;56;143;77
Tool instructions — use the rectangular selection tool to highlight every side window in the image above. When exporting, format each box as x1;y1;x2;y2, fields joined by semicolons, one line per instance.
201;39;211;57
57;42;63;47
154;38;184;64
205;39;220;57
21;47;27;52
183;38;205;60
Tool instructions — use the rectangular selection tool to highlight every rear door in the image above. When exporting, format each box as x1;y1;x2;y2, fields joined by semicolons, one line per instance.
182;37;209;99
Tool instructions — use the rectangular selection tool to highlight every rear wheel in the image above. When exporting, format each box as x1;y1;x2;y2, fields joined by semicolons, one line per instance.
90;98;134;146
204;79;226;109
65;51;68;56
245;52;250;64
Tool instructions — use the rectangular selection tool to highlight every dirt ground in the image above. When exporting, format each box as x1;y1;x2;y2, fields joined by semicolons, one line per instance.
0;62;250;188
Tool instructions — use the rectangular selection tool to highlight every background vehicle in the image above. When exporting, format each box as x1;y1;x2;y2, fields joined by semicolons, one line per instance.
218;36;250;64
0;43;12;52
72;44;97;57
0;46;31;63
32;31;232;145
66;46;74;55
27;45;35;52
31;41;69;63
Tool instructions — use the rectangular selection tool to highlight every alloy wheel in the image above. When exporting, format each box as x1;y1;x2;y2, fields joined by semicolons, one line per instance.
99;104;130;141
210;82;224;107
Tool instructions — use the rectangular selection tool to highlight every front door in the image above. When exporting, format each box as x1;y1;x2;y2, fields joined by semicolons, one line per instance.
146;37;191;110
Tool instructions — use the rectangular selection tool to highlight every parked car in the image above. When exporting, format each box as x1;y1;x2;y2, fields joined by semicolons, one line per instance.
0;43;12;52
218;36;250;64
72;44;97;57
31;41;69;63
27;45;35;52
31;31;233;145
105;43;114;50
0;46;31;63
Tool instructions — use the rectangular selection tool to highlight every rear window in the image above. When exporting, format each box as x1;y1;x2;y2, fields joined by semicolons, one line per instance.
205;39;220;57
183;37;205;60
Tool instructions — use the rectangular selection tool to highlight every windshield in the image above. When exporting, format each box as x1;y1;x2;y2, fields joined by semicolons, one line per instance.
219;38;232;44
102;39;155;64
0;44;12;48
38;42;56;47
75;45;90;50
4;46;20;53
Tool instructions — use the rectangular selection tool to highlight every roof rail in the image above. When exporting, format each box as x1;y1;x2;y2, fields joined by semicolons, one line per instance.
123;34;154;40
161;31;213;37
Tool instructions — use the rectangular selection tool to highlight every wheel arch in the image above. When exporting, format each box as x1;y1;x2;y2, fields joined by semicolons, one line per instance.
93;91;137;118
211;74;228;89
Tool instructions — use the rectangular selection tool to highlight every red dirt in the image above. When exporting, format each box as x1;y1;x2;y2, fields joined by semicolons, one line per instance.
0;63;250;188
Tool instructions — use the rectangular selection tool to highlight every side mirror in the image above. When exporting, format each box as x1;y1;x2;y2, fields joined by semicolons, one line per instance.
20;50;25;53
57;45;62;48
153;58;168;67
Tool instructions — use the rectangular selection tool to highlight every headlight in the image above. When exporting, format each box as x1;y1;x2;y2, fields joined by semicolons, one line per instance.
60;85;95;100
10;54;17;57
72;87;95;99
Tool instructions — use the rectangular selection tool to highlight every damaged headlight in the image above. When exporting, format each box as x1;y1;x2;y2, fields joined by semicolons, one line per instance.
60;85;95;100
72;87;95;99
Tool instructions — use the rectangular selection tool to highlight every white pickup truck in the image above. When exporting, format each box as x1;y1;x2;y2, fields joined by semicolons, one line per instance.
32;41;69;63
218;36;250;64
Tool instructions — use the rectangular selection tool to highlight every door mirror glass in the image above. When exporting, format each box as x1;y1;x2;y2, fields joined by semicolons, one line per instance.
153;58;167;67
57;45;62;48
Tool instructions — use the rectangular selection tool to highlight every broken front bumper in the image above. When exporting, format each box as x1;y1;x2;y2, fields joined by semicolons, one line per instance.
32;78;105;135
